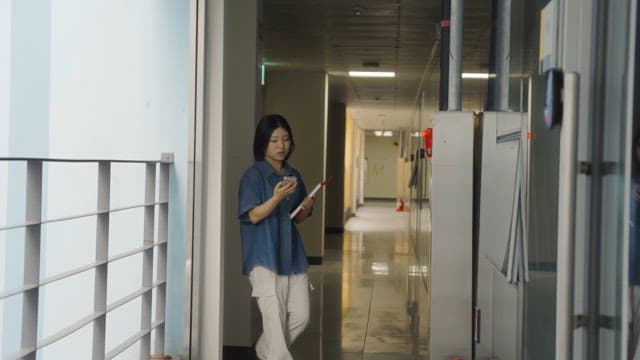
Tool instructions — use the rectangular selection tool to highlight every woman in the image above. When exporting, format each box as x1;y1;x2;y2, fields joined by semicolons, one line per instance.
238;114;315;360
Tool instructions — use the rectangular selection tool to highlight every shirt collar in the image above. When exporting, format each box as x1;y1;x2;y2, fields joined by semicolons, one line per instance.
256;160;292;177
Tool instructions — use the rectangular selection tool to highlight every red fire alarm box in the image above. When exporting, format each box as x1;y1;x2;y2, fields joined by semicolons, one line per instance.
423;128;433;157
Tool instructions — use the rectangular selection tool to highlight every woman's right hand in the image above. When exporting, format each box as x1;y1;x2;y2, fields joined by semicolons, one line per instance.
273;180;297;201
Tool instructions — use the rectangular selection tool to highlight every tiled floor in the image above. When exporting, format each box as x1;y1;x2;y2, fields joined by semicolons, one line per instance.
290;204;430;360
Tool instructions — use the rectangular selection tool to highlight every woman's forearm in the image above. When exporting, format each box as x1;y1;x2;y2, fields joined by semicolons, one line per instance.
248;195;283;224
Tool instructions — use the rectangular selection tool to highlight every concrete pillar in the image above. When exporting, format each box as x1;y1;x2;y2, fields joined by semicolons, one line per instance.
222;0;261;353
325;102;346;231
198;0;260;358
264;70;328;259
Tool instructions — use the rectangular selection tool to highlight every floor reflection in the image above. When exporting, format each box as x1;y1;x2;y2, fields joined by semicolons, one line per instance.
291;204;430;360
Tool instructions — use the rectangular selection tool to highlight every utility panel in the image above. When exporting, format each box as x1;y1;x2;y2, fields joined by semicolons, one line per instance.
430;112;474;360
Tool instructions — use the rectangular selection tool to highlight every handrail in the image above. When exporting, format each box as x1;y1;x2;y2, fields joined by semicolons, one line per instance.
106;281;166;314
105;320;165;360
0;155;172;359
0;201;168;231
0;241;168;301
4;281;167;360
0;155;173;164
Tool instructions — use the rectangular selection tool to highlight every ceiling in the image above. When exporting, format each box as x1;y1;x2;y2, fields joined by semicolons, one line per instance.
262;0;494;130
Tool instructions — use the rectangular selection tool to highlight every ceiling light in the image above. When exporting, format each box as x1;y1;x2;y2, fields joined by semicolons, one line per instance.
371;262;389;275
462;73;493;79
349;71;395;78
374;130;393;137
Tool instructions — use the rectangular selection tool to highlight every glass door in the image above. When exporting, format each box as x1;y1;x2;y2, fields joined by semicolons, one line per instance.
593;0;636;358
526;0;636;358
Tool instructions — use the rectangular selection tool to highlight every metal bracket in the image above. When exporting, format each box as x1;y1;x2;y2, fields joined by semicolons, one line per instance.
160;152;175;163
578;161;592;175
473;307;481;344
601;161;619;175
578;161;619;176
573;314;620;330
574;314;589;329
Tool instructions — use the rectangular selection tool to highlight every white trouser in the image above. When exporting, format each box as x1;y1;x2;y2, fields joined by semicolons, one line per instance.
249;266;310;360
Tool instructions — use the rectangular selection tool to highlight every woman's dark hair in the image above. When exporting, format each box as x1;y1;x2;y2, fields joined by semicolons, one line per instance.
253;114;296;161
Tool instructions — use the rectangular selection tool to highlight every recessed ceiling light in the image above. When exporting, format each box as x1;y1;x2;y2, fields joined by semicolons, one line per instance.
348;71;395;78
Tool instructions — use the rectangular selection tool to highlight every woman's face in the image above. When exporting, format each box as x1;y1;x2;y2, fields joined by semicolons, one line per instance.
265;127;291;164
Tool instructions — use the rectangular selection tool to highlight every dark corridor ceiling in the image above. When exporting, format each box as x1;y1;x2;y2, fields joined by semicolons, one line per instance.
262;0;495;129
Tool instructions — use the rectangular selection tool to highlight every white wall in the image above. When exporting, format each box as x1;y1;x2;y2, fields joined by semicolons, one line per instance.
47;2;191;352
0;0;190;357
343;113;355;217
0;0;10;354
2;0;52;355
364;133;397;199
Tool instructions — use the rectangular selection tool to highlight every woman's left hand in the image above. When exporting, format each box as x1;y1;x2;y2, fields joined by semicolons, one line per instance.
300;196;315;211
294;195;315;223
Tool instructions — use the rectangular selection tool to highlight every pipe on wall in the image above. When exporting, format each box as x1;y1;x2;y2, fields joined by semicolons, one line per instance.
448;0;463;110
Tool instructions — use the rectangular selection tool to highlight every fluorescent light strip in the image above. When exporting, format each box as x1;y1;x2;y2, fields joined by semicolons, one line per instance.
462;73;493;79
374;130;393;137
348;71;395;78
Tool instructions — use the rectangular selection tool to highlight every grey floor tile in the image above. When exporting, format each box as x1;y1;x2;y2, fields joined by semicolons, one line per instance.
291;204;431;360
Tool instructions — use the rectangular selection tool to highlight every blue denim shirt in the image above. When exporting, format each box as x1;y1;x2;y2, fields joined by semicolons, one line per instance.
238;161;309;275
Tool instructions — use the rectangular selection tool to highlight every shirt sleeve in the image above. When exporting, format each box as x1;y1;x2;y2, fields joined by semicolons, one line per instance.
238;169;262;222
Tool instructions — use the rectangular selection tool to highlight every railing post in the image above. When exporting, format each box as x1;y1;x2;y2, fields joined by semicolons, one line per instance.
21;160;43;359
93;161;111;360
154;162;169;355
140;162;156;358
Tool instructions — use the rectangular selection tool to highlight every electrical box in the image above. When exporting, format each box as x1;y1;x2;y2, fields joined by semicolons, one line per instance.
430;112;474;360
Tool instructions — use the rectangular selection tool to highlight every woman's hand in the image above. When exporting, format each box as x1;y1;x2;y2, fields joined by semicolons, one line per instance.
294;195;315;223
273;180;297;201
248;181;297;224
299;196;315;211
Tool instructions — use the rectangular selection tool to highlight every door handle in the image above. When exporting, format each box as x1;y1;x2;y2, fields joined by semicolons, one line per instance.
555;72;580;360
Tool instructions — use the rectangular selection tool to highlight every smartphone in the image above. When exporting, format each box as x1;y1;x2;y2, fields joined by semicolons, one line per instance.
282;176;297;186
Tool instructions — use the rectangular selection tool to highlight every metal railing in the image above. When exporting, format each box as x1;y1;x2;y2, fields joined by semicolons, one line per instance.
0;155;172;360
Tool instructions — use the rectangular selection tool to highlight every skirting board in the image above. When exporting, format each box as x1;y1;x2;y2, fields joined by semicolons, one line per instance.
325;227;344;234
222;346;256;360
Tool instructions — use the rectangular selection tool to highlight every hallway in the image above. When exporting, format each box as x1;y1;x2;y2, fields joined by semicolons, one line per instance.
291;203;430;360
